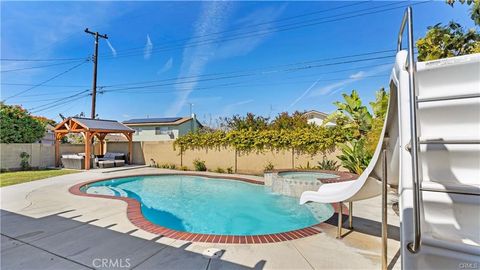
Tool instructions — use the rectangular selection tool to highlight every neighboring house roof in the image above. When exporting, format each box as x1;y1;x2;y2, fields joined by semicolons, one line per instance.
54;117;134;133
303;110;329;118
123;117;203;127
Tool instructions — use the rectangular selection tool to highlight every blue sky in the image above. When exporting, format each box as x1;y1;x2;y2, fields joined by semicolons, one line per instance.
1;1;475;125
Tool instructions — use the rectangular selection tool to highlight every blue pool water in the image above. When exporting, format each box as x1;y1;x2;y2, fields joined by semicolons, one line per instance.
82;175;334;235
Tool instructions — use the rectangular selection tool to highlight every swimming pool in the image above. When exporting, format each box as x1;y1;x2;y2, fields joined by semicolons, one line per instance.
79;175;334;237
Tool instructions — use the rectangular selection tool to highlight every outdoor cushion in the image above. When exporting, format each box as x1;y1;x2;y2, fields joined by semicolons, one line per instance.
61;154;83;159
114;160;125;167
98;160;115;168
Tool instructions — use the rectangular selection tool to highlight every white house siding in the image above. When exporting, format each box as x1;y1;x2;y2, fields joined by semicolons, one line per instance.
307;118;325;125
129;120;199;142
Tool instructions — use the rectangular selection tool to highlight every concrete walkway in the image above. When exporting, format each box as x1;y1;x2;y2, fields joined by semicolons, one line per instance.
1;167;401;269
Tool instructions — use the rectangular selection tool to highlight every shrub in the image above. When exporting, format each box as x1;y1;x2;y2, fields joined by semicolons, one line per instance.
297;161;313;170
226;167;234;174
264;162;274;172
193;159;207;171
214;167;225;173
179;166;189;171
416;22;480;61
316;157;340;171
157;163;177;169
19;152;30;170
337;138;372;175
174;125;348;155
0;103;46;143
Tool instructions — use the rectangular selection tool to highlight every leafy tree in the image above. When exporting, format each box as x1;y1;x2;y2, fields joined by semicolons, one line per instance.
417;22;480;61
366;88;389;154
32;115;56;127
0;103;46;143
222;113;269;131
447;0;480;25
326;90;372;139
337;138;372;175
270;111;309;130
327;88;389;173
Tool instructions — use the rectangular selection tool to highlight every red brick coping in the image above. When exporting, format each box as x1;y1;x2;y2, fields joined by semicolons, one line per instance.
69;173;347;244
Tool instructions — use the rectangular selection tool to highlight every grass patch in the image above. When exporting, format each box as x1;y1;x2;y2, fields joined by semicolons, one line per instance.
0;169;79;187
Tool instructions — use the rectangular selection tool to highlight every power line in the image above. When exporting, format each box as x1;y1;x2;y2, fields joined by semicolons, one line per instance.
12;50;393;108
0;57;89;62
1;59;88;73
100;49;395;89
112;1;370;55
30;73;390;114
102;55;394;92
105;74;390;95
29;90;91;111
101;1;420;60
2;60;88;101
12;61;392;101
1;83;90;88
31;94;90;114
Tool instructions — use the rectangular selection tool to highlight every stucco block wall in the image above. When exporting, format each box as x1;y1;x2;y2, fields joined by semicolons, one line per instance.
0;141;341;173
0;143;103;170
1;144;55;170
106;142;145;164
105;141;340;174
182;148;236;171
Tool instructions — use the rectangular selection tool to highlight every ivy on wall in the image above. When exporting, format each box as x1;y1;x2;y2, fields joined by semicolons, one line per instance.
174;125;350;156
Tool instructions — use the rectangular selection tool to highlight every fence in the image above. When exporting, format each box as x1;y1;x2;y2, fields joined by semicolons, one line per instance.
1;141;340;173
0;143;101;170
106;141;340;174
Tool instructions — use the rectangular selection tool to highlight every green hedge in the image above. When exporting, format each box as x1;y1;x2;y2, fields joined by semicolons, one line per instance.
174;125;350;155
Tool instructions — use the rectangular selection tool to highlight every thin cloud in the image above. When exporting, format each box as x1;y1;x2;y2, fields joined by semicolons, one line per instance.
288;79;320;109
157;57;173;74
309;64;391;96
222;99;254;116
216;4;286;59
349;71;365;79
106;40;117;57
144;34;153;60
166;2;233;116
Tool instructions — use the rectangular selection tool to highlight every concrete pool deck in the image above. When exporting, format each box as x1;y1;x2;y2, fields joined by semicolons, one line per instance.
1;167;401;269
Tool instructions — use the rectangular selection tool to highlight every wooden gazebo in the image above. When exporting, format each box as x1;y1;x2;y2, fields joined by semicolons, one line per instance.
53;117;135;170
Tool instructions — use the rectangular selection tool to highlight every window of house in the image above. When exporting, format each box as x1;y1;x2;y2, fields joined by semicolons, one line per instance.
155;126;169;135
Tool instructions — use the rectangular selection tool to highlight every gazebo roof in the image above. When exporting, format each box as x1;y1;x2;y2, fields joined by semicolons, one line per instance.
54;117;134;133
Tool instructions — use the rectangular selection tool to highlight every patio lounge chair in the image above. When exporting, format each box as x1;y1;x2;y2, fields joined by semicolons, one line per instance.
95;152;126;167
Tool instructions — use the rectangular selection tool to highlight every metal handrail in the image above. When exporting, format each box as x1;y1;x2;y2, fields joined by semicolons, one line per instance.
397;7;422;254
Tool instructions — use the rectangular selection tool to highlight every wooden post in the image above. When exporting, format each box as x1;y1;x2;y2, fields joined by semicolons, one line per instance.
128;133;133;165
55;133;61;167
85;132;91;170
99;139;104;155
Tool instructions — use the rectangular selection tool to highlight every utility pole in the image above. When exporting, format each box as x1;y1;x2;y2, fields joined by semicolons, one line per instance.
85;28;108;119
